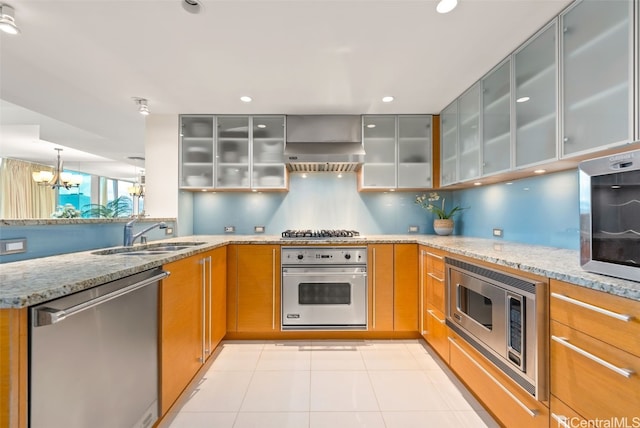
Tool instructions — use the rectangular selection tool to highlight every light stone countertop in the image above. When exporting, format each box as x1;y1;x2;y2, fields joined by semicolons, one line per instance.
1;234;639;309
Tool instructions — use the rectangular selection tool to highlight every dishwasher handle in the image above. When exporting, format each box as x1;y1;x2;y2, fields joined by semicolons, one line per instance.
33;270;170;326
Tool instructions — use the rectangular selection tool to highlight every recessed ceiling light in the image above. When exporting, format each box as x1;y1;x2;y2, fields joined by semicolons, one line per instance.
436;0;458;14
382;96;394;103
366;124;376;128
257;124;266;129
534;169;546;174
240;96;252;103
516;96;531;103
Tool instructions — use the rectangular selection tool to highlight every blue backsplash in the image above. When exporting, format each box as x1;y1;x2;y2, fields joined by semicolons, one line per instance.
190;170;580;250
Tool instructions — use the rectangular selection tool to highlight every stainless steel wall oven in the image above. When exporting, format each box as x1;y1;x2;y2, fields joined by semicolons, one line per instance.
445;257;548;400
579;148;640;282
281;246;367;330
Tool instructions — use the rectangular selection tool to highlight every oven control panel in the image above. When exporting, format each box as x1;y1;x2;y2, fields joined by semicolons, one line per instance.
281;247;367;266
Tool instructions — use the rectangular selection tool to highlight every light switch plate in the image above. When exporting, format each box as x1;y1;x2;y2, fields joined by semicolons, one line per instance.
493;228;503;237
254;226;265;233
224;226;235;233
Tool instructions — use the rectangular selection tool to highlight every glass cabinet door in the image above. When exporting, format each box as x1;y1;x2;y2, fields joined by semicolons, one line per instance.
216;116;250;188
482;60;511;175
561;0;631;156
361;116;396;188
397;115;432;189
252;116;286;189
440;101;458;186
180;115;214;188
514;21;558;168
458;82;481;181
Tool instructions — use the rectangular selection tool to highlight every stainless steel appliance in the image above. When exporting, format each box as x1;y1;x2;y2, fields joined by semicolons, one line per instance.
282;229;361;239
445;257;547;400
30;268;169;428
579;148;640;282
281;246;367;330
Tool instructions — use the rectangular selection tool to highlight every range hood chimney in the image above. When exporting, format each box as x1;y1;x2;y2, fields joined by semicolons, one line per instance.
284;115;364;172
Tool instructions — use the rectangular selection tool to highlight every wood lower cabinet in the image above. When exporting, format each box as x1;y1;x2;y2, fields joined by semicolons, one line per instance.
0;308;28;428
368;244;394;331
550;279;640;422
421;246;449;361
227;244;280;333
393;244;418;331
209;247;227;350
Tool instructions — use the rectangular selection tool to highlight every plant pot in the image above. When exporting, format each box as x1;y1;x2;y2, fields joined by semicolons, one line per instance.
433;218;454;236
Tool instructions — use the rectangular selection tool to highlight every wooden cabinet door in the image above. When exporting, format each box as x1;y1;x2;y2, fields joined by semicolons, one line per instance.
210;247;227;350
368;244;394;331
393;244;418;331
160;255;203;415
236;245;280;332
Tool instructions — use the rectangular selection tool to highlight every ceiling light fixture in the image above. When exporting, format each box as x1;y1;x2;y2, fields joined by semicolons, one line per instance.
0;4;20;35
182;0;203;14
32;148;83;190
382;96;394;103
240;96;252;103
133;97;150;115
436;0;458;14
516;96;530;103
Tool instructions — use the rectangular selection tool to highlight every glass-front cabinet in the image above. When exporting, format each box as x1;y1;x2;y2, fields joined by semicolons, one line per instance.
482;59;511;175
361;115;433;190
514;21;558;168
397;115;432;188
560;0;632;157
179;115;286;190
458;82;481;181
440;101;458;186
361;116;397;188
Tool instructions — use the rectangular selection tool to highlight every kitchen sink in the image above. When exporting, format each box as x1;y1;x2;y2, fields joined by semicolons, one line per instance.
92;242;206;256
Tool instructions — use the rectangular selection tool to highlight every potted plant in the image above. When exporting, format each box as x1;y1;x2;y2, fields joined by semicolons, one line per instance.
415;192;466;236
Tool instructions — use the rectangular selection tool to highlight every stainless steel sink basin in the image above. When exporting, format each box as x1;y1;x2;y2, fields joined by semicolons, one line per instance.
92;242;206;255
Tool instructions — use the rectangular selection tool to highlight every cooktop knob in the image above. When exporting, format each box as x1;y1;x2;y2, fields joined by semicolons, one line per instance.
345;253;351;260
297;254;304;260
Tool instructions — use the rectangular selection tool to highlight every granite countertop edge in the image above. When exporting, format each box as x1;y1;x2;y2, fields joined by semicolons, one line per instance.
1;234;638;308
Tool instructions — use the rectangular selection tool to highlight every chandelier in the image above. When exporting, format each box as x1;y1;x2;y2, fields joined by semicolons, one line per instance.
32;148;83;190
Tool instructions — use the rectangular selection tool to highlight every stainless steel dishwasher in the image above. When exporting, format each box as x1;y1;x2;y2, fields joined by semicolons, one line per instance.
30;267;169;428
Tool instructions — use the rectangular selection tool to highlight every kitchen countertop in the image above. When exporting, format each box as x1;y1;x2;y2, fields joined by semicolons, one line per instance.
1;235;639;309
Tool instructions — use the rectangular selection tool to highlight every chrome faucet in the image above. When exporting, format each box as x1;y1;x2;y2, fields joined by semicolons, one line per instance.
124;219;167;246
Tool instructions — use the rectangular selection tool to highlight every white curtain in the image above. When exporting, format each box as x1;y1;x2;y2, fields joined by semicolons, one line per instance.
0;158;56;218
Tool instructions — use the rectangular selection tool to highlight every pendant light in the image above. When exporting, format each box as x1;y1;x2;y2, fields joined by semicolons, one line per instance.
32;148;83;190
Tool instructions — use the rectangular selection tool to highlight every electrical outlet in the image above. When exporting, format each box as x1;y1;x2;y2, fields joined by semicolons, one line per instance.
493;228;503;238
254;226;265;233
408;225;419;233
224;226;235;233
165;227;174;235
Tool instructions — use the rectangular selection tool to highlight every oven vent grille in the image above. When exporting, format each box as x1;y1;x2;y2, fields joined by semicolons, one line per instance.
445;258;538;295
286;162;360;173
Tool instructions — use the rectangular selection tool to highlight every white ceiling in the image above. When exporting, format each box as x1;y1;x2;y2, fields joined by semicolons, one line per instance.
0;0;572;180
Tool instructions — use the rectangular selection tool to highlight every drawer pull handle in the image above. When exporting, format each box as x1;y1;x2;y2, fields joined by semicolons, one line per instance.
551;335;634;378
426;252;444;260
427;272;444;282
551;413;571;428
551;292;632;322
427;309;446;324
448;337;539;417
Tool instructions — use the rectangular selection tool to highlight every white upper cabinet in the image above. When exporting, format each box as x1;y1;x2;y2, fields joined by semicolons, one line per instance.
482;59;511;176
361;116;397;189
458;82;482;181
514;21;558;169
180;116;215;188
179;115;286;191
560;0;633;156
397;115;433;189
440;101;458;186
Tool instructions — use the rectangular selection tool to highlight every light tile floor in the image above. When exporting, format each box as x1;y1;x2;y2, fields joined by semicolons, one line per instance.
159;340;499;428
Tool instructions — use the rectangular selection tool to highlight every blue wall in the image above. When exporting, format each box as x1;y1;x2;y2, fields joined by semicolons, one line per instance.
191;170;580;249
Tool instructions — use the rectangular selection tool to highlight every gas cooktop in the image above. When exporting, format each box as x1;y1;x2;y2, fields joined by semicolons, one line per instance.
281;229;361;239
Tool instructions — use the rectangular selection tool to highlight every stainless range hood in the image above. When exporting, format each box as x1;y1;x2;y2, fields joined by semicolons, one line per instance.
284;115;364;172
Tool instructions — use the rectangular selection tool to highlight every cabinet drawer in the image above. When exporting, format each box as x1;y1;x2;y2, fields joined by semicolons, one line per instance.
426;249;445;277
448;332;549;428
550;320;640;421
425;305;449;362
426;271;445;313
550;280;640;357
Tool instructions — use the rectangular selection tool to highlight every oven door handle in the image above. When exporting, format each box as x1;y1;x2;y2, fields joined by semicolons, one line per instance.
282;271;366;277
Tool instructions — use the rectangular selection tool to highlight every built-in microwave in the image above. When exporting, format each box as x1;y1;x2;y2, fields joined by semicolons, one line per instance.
579;148;640;282
445;257;547;400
